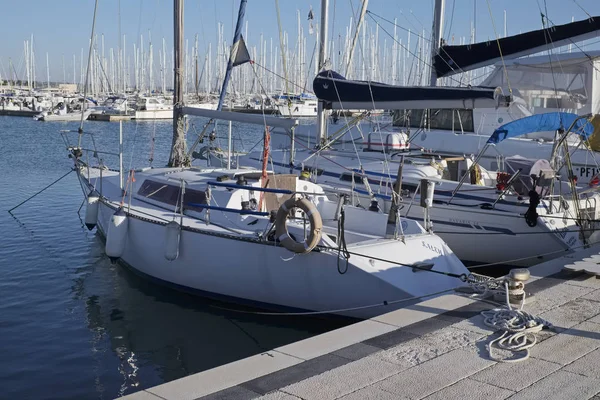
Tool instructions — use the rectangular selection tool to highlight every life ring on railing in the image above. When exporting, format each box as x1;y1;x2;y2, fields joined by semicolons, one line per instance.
275;197;322;254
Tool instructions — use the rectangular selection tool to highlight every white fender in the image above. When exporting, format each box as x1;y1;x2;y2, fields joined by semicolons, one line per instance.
588;230;600;245
106;208;128;263
164;220;181;261
85;193;99;230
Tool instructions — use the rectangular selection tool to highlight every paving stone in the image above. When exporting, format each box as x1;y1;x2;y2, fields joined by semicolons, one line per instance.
530;321;600;365
526;272;579;293
372;294;477;327
374;348;495;399
200;385;259;400
582;288;600;302
376;326;484;368
332;343;381;361
275;319;396;360
539;298;600;330
119;390;164;400
452;314;498;335
525;282;594;314
563;348;600;379
337;386;400;400
508;370;600;400
147;351;302;400
282;355;404;400
534;328;559;343
471;357;561;391
436;300;492;323
362;328;418;350
565;274;600;289
242;354;350;395
400;316;454;336
256;391;302;400
422;378;514;400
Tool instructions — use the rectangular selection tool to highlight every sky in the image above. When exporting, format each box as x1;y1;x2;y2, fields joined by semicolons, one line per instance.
1;0;599;83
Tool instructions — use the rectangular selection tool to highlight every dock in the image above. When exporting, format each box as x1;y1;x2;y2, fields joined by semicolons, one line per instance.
0;109;38;117
88;113;134;122
122;247;600;399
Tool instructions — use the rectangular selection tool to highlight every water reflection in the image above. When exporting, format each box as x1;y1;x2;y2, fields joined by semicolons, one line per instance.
75;234;349;397
0;117;346;399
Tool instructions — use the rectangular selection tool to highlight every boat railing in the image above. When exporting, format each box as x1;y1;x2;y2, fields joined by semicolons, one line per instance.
490;169;522;209
185;180;325;220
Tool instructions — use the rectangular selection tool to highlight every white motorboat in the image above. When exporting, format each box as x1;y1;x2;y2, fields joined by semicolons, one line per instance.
36;109;92;122
275;93;318;117
134;96;173;120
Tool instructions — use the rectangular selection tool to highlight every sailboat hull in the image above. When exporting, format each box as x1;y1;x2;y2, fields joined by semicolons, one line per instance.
236;153;590;267
81;171;468;320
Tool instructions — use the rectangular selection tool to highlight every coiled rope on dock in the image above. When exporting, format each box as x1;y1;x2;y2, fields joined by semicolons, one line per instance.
473;277;553;363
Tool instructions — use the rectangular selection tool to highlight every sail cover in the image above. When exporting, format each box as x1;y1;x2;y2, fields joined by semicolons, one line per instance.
434;16;600;78
313;70;506;110
487;112;594;144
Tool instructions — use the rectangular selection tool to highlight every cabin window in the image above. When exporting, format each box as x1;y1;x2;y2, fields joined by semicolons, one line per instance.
339;173;364;184
392;109;474;132
137;179;207;210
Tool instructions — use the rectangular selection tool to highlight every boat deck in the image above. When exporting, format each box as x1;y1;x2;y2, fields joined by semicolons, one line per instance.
119;244;600;400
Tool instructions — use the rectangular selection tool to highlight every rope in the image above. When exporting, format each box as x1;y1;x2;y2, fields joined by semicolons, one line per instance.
315;244;469;281
466;240;591;269
485;0;513;95
336;207;350;274
209;286;462;316
8;169;74;214
366;11;467;87
472;278;553;363
253;61;308;94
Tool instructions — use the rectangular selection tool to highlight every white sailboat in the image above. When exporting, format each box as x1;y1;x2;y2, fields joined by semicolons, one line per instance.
197;1;600;268
65;0;471;319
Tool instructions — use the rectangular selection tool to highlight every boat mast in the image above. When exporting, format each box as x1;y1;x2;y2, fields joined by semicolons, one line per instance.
345;0;368;78
195;34;199;97
216;0;248;111
316;0;329;144
429;0;445;87
168;0;187;167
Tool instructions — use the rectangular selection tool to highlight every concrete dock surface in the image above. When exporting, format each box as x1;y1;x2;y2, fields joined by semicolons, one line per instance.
121;246;600;400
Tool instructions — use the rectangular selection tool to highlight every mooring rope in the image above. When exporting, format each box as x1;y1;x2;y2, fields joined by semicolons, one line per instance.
8;169;74;214
474;278;553;363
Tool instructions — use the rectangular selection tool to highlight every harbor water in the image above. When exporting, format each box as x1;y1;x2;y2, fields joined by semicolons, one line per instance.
0;116;348;399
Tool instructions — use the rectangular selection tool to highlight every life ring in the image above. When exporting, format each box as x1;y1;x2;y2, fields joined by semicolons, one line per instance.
275;197;322;254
